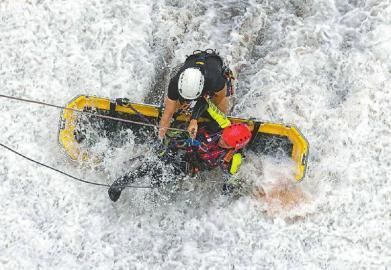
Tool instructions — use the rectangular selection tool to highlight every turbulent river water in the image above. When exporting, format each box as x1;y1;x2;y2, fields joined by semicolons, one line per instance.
0;0;390;269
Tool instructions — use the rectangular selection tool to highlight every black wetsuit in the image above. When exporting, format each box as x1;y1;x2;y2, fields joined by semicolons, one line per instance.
108;99;242;202
167;52;226;101
108;142;188;202
108;135;191;202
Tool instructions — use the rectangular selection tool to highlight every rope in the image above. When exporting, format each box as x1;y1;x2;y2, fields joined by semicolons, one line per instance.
0;93;190;189
0;143;154;189
0;94;186;132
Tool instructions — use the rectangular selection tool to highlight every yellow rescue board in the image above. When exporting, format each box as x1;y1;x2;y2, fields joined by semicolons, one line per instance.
59;95;309;181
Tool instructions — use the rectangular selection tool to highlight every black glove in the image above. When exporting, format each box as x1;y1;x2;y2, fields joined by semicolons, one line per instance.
108;173;135;202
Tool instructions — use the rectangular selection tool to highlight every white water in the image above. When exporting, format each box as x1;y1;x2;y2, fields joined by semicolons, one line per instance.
1;0;390;269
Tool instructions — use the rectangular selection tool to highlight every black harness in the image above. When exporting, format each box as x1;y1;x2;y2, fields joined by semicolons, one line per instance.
185;49;225;74
174;49;228;118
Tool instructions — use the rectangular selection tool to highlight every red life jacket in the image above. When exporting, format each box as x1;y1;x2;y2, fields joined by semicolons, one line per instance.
196;128;234;171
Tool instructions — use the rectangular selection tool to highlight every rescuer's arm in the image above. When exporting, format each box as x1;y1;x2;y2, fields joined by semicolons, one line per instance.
159;98;177;138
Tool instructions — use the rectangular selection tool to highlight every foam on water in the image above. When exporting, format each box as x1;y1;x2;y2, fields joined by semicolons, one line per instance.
0;0;390;269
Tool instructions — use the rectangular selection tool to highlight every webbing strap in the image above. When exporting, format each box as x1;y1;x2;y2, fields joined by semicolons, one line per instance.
248;121;261;147
116;98;152;124
109;100;116;116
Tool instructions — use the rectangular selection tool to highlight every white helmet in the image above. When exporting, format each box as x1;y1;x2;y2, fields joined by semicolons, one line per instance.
178;68;204;100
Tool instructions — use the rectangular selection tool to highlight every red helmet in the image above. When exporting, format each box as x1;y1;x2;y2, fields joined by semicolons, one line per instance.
222;123;252;150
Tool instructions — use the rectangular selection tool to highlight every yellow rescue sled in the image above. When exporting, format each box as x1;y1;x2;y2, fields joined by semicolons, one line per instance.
58;95;309;181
